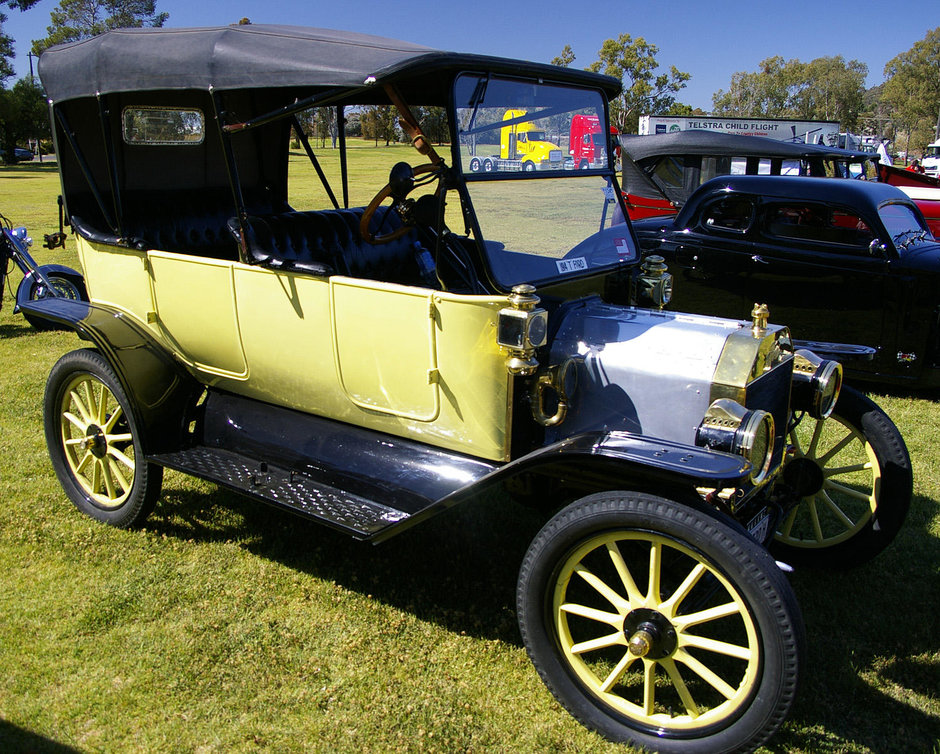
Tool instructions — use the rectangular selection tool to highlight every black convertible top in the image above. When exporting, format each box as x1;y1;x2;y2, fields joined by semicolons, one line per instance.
620;130;873;163
38;24;621;103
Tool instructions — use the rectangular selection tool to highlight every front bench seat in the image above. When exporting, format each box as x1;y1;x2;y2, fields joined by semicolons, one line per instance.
230;207;425;285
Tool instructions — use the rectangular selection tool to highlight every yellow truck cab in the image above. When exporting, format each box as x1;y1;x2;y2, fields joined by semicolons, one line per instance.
500;109;562;171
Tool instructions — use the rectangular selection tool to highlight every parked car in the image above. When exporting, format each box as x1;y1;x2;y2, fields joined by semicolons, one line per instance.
619;130;940;237
633;174;940;388
27;24;912;753
0;146;34;163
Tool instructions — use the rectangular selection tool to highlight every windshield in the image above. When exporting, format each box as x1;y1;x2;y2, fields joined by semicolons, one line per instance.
925;145;940;158
879;202;933;251
454;74;634;288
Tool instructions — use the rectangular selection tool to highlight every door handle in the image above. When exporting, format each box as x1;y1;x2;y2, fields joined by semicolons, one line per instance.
751;254;769;265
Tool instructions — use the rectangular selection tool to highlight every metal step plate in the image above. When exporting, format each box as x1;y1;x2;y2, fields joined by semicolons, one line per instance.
152;447;410;538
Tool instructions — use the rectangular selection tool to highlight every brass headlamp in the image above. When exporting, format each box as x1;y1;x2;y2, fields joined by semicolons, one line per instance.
791;349;842;419
697;398;776;485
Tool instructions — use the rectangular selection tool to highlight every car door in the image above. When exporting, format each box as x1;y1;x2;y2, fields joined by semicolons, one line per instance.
658;193;757;321
739;200;888;348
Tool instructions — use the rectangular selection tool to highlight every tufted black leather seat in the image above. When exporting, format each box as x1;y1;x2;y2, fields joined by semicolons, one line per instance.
230;206;424;285
70;189;288;259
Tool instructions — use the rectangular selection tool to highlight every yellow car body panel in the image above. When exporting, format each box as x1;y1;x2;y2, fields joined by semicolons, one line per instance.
75;236;514;461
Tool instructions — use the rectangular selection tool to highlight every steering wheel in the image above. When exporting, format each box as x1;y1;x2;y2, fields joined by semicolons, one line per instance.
360;162;442;244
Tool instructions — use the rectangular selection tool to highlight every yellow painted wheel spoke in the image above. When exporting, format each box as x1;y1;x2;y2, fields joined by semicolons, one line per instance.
825;480;875;505
103;405;124;433
647;541;662;604
806;418;824;457
74;450;94;475
825;461;871;477
642;659;656;716
63;411;88;433
819;490;858;529
600;651;639;693
607;543;644;605
676;649;737;700
575;565;630;612
808;498;824;542
560;602;624;629
817;431;857;466
673;601;741;631
681;634;752;661
571;631;627;655
661;562;707;616
780;505;799;538
661;658;700;718
108;446;136;474
107;457;131;493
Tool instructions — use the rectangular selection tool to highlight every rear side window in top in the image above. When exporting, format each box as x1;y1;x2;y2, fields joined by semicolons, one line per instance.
122;107;205;145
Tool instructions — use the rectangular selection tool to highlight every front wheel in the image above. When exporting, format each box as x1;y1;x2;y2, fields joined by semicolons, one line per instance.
44;349;162;528
773;386;912;568
518;492;804;753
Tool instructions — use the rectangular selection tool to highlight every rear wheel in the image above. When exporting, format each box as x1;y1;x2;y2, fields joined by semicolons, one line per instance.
518;492;803;753
44;349;162;527
773;386;911;568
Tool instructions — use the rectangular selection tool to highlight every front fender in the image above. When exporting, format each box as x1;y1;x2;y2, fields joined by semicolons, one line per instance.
13;263;84;313
20;296;203;455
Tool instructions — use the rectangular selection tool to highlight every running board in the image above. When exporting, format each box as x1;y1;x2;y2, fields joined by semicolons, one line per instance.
152;446;415;540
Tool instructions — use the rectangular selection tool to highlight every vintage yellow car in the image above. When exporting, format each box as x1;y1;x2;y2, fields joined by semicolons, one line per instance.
27;24;911;753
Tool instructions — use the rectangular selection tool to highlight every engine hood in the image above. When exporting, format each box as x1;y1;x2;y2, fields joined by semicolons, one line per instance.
545;299;793;447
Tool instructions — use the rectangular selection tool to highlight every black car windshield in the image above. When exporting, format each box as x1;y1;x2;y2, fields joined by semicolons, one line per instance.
454;74;634;289
879;202;933;251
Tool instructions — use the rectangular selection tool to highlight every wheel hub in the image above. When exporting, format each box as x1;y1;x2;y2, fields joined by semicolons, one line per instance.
783;456;825;497
623;608;677;660
82;425;109;459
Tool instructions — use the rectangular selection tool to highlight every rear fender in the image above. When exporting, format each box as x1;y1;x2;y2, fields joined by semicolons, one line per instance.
20;297;203;455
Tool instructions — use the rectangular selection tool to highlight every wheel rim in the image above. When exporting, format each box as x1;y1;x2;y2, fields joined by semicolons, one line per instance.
553;530;761;733
57;372;137;508
776;412;879;549
33;276;81;301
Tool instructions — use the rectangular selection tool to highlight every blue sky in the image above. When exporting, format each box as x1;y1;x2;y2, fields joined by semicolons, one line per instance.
3;0;936;110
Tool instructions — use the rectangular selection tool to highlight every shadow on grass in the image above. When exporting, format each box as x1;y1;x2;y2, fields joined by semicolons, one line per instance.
146;478;940;751
0;719;82;753
771;491;940;753
0;321;37;340
147;481;545;645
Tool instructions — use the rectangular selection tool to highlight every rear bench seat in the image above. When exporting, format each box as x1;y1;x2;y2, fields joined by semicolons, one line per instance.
71;191;425;286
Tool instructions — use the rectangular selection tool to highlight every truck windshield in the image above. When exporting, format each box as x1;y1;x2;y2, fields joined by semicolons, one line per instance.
454;74;635;289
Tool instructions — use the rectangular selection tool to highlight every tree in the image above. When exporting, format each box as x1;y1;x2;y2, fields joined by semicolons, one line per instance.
586;34;690;134
0;76;48;162
360;105;397;146
882;27;940;148
0;1;40;86
712;55;868;132
32;0;168;55
551;44;575;68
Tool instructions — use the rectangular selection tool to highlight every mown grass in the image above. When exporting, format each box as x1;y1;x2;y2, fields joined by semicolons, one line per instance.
1;149;938;753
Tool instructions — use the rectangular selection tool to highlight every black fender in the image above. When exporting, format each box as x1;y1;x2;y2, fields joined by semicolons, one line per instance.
492;430;751;497
20;296;203;455
13;263;86;313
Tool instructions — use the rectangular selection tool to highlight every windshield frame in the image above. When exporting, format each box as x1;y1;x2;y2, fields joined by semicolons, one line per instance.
446;72;636;292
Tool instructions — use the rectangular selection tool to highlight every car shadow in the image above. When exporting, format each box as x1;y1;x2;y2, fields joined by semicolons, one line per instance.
771;490;940;753
146;481;546;645
147;480;940;750
0;719;82;753
0;321;35;339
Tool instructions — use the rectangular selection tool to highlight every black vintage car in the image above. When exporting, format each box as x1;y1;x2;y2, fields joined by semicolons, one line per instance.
634;175;940;388
23;24;913;753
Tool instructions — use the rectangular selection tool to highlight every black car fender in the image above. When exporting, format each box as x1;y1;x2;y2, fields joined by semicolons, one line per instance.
449;430;753;515
19;296;203;455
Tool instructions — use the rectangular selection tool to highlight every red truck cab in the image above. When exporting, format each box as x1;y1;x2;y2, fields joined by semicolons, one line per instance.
569;114;618;169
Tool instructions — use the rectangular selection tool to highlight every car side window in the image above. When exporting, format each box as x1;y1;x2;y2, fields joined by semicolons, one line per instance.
701;196;755;233
765;203;875;252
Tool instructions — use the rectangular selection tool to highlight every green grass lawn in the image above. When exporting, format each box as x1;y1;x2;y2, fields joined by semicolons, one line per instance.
1;149;938;753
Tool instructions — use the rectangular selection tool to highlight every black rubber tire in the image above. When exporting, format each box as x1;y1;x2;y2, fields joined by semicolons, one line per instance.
468;156;482;173
44;349;162;528
522;161;536;172
20;269;87;331
773;386;912;569
517;492;804;754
